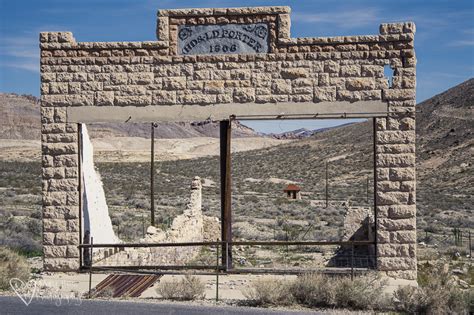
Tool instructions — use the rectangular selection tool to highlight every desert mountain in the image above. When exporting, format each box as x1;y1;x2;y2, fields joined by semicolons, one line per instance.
268;123;356;139
228;78;473;232
0;93;257;139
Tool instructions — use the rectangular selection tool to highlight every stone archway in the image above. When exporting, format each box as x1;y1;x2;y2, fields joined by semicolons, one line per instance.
40;6;416;281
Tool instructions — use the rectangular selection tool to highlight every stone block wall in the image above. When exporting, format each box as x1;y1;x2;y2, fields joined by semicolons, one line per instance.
40;6;416;279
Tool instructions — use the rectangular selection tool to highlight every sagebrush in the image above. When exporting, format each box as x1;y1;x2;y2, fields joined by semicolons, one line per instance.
244;273;388;310
157;274;205;300
393;263;471;314
0;246;30;291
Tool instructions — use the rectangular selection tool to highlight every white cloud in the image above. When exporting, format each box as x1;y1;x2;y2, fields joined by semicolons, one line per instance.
292;8;380;28
0;60;39;72
449;39;474;47
0;28;51;73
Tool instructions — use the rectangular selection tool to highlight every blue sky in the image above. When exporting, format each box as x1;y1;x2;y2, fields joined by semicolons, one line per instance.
0;0;473;133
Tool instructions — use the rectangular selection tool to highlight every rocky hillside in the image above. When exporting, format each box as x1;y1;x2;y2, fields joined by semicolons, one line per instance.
0;94;41;140
269;123;356;139
227;78;473;232
415;78;473;229
0;93;258;139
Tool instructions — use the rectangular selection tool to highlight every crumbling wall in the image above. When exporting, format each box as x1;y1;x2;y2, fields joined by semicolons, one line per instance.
81;124;120;245
96;177;207;266
329;207;375;268
342;207;374;242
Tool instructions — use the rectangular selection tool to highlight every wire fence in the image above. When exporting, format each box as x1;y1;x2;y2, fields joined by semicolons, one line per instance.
420;228;473;258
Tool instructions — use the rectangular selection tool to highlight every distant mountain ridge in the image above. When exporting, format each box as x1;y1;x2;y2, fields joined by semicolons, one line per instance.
268;123;357;139
0;93;258;139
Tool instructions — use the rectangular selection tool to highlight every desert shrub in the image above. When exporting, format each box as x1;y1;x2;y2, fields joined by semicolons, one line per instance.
157;274;205;301
157;278;181;299
291;273;387;310
393;285;427;313
95;286;115;298
0;217;42;256
291;273;336;307
0;247;30;291
243;278;294;306
332;274;388;310
394;263;471;314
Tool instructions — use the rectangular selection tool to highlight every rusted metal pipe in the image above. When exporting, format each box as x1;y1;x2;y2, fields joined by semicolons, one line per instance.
78;240;374;248
150;123;156;226
88;236;94;298
220;119;232;269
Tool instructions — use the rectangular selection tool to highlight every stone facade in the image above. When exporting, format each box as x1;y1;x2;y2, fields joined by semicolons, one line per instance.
40;6;417;279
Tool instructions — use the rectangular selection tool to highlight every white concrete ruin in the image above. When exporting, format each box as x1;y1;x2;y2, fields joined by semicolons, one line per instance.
80;124;120;245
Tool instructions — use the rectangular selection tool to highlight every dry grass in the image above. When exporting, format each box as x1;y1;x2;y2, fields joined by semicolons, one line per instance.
157;274;205;301
393;263;471;314
243;273;388;310
243;278;294;306
0;246;30;291
291;273;336;307
331;274;388;310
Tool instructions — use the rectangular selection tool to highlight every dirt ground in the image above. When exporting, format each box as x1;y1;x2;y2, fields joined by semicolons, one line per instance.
0;137;290;162
33;272;297;301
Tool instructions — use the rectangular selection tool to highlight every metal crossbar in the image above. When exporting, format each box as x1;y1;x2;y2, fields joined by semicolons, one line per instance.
78;240;374;249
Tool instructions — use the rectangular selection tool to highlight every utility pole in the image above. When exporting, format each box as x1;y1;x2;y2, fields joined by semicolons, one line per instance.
366;176;370;205
325;160;329;208
469;231;472;258
150;123;156;226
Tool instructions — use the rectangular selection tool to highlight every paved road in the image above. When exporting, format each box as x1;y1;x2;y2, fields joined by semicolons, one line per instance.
0;296;319;315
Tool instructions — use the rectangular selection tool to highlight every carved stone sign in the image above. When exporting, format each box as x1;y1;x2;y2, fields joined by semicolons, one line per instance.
178;23;269;55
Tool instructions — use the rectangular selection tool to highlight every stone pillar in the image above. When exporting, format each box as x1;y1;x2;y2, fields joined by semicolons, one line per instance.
375;23;417;281
41;32;81;271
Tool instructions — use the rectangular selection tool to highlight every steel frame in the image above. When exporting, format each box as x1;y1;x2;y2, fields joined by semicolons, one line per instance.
78;117;379;276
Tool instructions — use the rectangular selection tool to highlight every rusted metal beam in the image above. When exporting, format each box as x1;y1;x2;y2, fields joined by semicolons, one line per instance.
77;123;83;268
85;266;373;276
78;241;223;248
220;119;232;269
150;123;155;226
231;240;375;246
226;268;373;275
78;240;374;249
90;265;226;271
373;118;378;269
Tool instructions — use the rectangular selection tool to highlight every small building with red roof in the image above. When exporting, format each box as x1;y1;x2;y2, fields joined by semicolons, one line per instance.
283;184;301;200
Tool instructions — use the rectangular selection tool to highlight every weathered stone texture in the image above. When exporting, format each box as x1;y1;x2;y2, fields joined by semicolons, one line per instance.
40;7;416;279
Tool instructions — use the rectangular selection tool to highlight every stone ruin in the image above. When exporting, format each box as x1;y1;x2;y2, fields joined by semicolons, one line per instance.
40;6;417;281
94;176;219;266
329;207;376;268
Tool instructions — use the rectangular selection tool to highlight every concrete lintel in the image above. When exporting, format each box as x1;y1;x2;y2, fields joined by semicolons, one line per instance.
66;101;388;123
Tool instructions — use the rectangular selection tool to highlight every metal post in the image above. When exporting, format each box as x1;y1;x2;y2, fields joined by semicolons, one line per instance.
469;231;472;258
88;237;94;298
77;124;83;268
150;123;155;226
225;241;229;271
325;160;329;208
366;176;369;205
216;239;219;302
372;118;378;270
220;119;232;269
351;241;355;281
